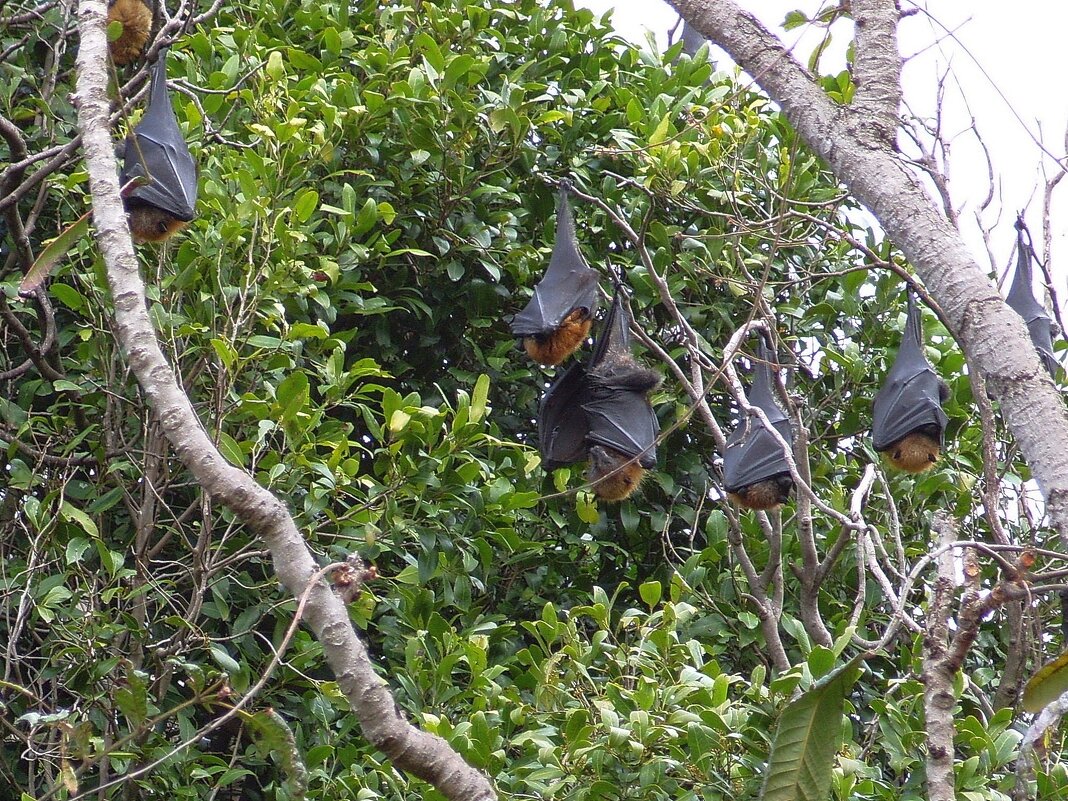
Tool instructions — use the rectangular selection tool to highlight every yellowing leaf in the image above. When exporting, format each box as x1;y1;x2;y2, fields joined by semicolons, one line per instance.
1023;650;1068;713
20;210;92;294
648;114;672;147
389;409;411;433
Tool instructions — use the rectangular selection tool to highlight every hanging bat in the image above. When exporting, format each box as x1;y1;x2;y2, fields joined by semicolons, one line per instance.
511;184;600;365
582;291;661;501
108;0;152;65
120;48;198;244
872;291;949;473
538;289;660;501
1006;219;1058;376
723;335;794;511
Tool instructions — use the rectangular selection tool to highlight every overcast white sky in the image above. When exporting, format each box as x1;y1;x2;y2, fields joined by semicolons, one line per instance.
579;1;1068;282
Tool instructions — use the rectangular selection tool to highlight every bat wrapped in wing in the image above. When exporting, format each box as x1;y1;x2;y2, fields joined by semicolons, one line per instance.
536;289;661;501
872;291;949;473
511;184;600;365
582;290;661;500
1006;220;1058;376
120;48;198;243
723;336;794;510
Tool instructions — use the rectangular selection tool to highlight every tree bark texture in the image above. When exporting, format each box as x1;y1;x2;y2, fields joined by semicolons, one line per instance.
922;512;958;801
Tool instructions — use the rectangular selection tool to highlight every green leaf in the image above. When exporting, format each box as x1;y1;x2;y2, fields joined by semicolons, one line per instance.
1023;650;1068;713
265;50;286;80
388;409;411;433
577;492;599;524
60;501;99;539
807;646;834;679
210;646;241;675
470;374;490;424
50;283;87;312
762;656;863;801
288;323;327;340
638;580;662;608
293;189;319;223
114;665;148;726
217;431;245;467
19;208;91;293
353;198;378;237
276;372;310;423
211;338;237;371
65;537;92;565
647;113;672;147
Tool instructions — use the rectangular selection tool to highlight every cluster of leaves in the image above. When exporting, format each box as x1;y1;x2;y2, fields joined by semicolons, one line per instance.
2;0;1064;799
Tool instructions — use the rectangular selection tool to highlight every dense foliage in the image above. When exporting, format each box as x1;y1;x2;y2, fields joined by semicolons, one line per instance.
2;0;1065;799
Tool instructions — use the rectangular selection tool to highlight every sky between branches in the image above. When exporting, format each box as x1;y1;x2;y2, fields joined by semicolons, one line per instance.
581;0;1068;293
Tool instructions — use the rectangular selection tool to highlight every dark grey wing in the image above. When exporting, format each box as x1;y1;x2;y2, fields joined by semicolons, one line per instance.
538;363;590;469
582;290;659;467
588;287;628;369
121;48;198;220
723;337;793;490
723;417;793;491
582;382;659;468
1006;226;1058;375
511;187;600;336
680;21;707;57
1026;317;1058;376
872;292;948;450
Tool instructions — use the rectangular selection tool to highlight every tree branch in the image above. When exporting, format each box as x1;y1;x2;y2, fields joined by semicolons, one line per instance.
850;0;903;142
72;1;496;798
921;511;957;801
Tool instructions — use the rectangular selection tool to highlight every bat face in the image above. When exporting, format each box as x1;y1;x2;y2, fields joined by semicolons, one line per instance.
728;474;793;511
723;338;794;495
1006;228;1058;376
536;291;661;494
511;187;600;348
121;48;198;223
872;293;949;457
